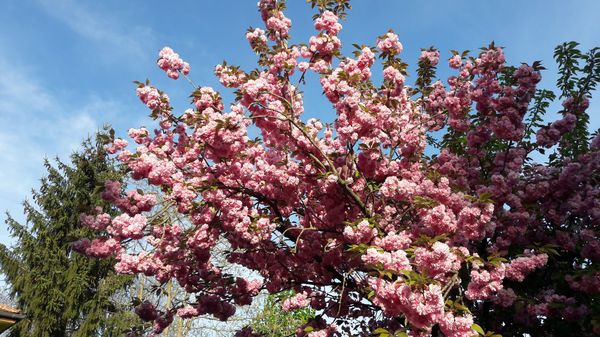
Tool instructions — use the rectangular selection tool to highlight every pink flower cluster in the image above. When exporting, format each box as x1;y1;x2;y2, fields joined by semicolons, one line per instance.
107;213;147;240
361;248;411;273
100;180;156;215
281;291;310;311
177;305;200;319
307;324;337;337
79;207;111;231
309;34;341;60
377;31;403;55
343;219;377;244
114;252;157;276
439;312;474;337
383;66;405;91
490;288;517;307
373;231;412;251
314;10;342;35
192;86;224;112
448;54;462;69
266;12;291;40
465;264;506;300
215;64;246;88
563;95;590;114
105;138;128;154
420;49;440;66
157;47;190;79
72;237;120;258
474;46;505;71
505;252;548;282
136;85;171;113
246;28;267;50
414;242;460;281
368;279;444;329
565;273;600;293
536;113;577;147
527;291;589;322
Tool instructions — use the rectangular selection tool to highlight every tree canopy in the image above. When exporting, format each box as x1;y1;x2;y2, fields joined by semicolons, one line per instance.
74;1;598;336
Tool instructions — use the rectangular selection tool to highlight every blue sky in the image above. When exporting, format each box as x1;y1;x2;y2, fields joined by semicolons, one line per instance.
1;0;599;245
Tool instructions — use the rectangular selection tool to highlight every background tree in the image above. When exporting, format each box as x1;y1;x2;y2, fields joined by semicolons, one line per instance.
0;129;141;337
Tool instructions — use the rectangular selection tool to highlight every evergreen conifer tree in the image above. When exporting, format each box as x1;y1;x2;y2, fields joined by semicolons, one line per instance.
0;129;140;337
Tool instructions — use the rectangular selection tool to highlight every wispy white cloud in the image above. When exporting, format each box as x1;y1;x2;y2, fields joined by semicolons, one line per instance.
34;0;154;62
0;56;129;245
0;1;160;243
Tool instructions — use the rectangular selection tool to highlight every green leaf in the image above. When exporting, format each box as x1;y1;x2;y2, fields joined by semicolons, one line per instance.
373;328;389;334
413;196;439;209
472;323;485;335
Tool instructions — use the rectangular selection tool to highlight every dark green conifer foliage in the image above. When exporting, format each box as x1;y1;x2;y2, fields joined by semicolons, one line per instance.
0;129;139;337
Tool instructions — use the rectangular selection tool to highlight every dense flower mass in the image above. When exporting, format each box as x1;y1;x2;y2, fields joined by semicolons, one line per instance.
75;1;600;336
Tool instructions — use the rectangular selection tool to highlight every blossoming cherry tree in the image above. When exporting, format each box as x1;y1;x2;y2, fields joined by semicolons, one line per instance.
75;1;600;336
